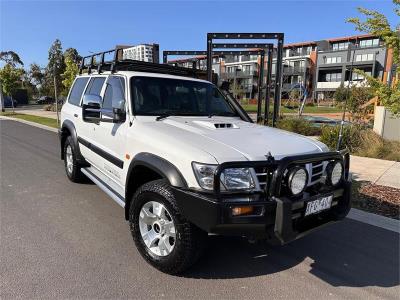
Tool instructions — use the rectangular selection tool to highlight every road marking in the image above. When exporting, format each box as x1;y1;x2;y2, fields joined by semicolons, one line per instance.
0;116;58;133
347;208;399;233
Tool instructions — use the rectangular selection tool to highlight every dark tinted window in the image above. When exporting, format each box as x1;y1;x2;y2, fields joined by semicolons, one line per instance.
68;77;89;106
103;76;126;109
85;77;106;96
131;77;237;116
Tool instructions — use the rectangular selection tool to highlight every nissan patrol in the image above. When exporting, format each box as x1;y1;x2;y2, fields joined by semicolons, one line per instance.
59;49;351;274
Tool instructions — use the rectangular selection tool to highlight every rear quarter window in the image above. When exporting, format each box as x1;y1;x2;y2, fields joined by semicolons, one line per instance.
68;77;89;106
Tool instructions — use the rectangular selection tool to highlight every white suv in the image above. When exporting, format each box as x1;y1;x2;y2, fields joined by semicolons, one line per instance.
59;53;351;274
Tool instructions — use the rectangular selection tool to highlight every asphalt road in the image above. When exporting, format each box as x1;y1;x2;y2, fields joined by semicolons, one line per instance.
1;119;399;299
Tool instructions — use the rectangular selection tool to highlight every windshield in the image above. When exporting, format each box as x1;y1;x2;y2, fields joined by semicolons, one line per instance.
131;76;238;117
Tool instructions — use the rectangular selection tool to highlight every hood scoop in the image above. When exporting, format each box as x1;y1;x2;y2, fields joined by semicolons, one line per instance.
193;120;239;130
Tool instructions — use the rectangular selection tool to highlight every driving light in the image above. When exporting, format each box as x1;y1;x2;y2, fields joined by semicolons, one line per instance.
327;161;343;186
287;167;308;196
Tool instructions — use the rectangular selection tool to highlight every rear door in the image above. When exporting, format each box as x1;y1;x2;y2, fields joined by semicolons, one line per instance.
62;76;90;157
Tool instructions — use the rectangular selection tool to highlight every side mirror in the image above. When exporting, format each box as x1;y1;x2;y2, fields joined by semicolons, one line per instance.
82;94;102;123
112;99;126;123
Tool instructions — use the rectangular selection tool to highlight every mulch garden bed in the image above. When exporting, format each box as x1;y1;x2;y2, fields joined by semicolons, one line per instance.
352;181;400;220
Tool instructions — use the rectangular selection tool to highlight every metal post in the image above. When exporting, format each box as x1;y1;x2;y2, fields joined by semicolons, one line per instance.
337;44;355;151
207;34;213;82
273;35;284;127
163;53;167;64
264;46;273;125
54;76;59;127
256;51;265;123
0;83;4;112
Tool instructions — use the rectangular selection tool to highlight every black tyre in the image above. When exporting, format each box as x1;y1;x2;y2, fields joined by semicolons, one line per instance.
63;136;84;183
129;179;207;274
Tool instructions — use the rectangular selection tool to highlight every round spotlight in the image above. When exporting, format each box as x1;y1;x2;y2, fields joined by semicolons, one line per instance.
287;167;308;196
327;161;343;186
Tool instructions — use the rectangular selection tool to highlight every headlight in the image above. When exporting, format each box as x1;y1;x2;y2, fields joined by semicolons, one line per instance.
221;168;255;190
192;162;255;191
287;167;308;196
327;161;343;186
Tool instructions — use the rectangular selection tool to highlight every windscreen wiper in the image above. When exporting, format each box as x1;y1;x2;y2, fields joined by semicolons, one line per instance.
156;114;170;121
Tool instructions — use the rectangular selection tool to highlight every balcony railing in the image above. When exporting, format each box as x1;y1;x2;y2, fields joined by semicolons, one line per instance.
283;66;307;74
221;70;258;79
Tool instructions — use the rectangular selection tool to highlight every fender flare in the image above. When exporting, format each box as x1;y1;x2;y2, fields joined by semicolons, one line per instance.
124;153;188;219
59;120;85;163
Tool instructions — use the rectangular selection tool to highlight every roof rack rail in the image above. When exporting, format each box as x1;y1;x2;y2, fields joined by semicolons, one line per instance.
79;48;209;80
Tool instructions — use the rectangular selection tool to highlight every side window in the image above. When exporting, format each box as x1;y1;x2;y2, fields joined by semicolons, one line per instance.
103;76;126;110
68;77;89;106
84;77;106;96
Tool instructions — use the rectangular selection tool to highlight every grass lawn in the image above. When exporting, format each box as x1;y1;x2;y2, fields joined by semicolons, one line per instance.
0;112;58;128
241;104;342;114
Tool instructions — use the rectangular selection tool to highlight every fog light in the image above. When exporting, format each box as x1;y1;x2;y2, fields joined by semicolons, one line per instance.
232;206;254;216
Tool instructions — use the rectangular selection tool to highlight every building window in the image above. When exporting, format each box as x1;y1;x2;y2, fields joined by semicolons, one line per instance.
332;42;349;51
355;53;374;62
325;56;342;64
325;72;342;82
359;39;379;48
306;46;312;54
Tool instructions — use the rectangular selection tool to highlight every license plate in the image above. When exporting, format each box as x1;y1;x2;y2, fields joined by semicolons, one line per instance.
305;195;333;216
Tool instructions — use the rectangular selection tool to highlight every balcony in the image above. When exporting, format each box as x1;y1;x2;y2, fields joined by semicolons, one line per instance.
221;70;258;79
283;66;307;74
316;82;342;89
316;80;368;90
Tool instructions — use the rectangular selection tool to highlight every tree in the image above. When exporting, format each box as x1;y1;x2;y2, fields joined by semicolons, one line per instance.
347;0;400;115
29;63;45;86
334;84;349;103
0;64;24;110
46;39;65;96
0;51;24;67
62;55;79;95
64;48;81;65
0;51;24;111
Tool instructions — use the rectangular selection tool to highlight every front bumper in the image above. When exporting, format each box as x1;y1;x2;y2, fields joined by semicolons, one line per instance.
173;180;351;244
173;150;352;244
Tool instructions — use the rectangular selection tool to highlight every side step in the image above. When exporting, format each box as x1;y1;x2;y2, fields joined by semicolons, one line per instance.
81;168;125;208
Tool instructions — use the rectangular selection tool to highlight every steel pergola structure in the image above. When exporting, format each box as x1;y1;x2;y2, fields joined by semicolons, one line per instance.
206;33;284;126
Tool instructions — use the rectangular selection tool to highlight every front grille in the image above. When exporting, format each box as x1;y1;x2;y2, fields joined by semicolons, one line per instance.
254;167;268;190
307;161;326;185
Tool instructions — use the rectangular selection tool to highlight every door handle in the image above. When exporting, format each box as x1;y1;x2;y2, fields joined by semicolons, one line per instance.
74;114;78;118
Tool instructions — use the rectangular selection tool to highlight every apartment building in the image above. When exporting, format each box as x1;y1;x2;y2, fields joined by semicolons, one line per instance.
116;44;160;63
314;34;387;101
166;34;393;102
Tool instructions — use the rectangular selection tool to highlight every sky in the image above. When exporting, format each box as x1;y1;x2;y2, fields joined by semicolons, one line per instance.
0;0;398;68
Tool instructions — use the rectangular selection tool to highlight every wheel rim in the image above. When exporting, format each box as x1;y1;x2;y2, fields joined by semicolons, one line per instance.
139;201;176;257
65;145;74;175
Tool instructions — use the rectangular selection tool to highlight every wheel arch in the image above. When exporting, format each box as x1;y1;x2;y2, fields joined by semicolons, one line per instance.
124;153;188;220
59;120;84;163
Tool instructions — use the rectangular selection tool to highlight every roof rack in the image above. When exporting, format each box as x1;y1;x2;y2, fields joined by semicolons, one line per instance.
79;48;209;80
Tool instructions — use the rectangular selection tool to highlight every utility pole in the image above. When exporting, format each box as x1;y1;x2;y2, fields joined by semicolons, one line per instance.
0;83;4;112
54;76;59;127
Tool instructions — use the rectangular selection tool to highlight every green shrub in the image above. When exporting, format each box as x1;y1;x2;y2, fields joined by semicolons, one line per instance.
319;125;400;161
276;117;321;136
319;125;363;152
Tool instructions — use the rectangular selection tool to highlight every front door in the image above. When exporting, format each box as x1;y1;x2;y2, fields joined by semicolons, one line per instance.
78;75;107;166
91;75;129;192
